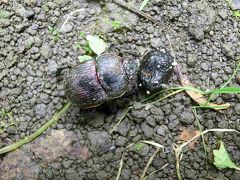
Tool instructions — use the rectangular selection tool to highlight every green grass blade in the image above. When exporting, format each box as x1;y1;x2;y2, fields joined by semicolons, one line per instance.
139;0;150;11
210;87;240;94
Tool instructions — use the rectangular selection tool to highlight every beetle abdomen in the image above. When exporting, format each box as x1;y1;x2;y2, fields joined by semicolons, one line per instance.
64;59;109;107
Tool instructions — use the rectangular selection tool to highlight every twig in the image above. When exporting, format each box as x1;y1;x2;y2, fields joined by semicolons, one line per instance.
0;102;72;155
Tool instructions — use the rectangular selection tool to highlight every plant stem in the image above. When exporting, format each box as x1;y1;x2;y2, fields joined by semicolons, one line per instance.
0;102;71;155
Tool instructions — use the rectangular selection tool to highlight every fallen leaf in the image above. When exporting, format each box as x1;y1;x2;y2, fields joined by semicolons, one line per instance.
179;128;200;149
213;140;240;170
174;64;230;110
86;35;107;55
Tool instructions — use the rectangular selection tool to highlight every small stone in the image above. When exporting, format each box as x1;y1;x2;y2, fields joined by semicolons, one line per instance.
141;123;154;138
179;110;194;124
222;44;234;58
187;54;197;68
234;103;240;115
40;44;53;59
96;171;107;179
35;103;47;118
61;24;73;33
65;168;80;180
115;136;128;146
15;4;35;18
201;62;209;71
87;131;110;149
48;60;58;75
157;126;166;136
150;37;163;48
218;9;228;19
117;120;130;136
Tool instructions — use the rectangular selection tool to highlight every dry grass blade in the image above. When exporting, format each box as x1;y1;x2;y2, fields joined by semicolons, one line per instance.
174;64;230;110
110;108;131;134
116;141;164;180
140;147;160;180
144;163;169;180
141;140;164;149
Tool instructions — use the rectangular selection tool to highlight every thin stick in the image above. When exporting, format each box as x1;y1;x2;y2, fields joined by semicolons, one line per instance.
0;102;72;155
140;147;161;180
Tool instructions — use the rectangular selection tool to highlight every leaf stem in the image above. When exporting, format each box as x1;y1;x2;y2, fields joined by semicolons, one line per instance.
0;102;72;155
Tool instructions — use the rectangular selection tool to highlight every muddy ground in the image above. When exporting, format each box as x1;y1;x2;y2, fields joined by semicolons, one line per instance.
0;0;240;179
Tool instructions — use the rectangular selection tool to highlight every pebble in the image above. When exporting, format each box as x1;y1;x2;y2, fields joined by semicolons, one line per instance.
35;103;47;118
40;44;53;59
61;24;73;33
201;62;209;71
47;60;58;75
141;123;154;138
157;126;166;136
234;103;240;115
187;53;197;67
179;110;194;124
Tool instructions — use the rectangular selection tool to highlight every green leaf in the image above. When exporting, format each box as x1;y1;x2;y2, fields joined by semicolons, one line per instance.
86;35;107;55
213;141;239;170
139;0;150;11
78;55;93;63
210;87;240;94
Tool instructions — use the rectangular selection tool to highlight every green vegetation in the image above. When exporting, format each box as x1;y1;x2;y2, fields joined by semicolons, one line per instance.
0;109;16;134
110;20;122;30
48;26;61;42
139;0;150;11
213;140;240;170
135;142;144;152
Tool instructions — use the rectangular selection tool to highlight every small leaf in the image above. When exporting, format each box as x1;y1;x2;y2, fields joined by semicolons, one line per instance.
179;128;200;149
213;141;239;170
86;35;107;55
139;0;150;11
78;55;93;63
